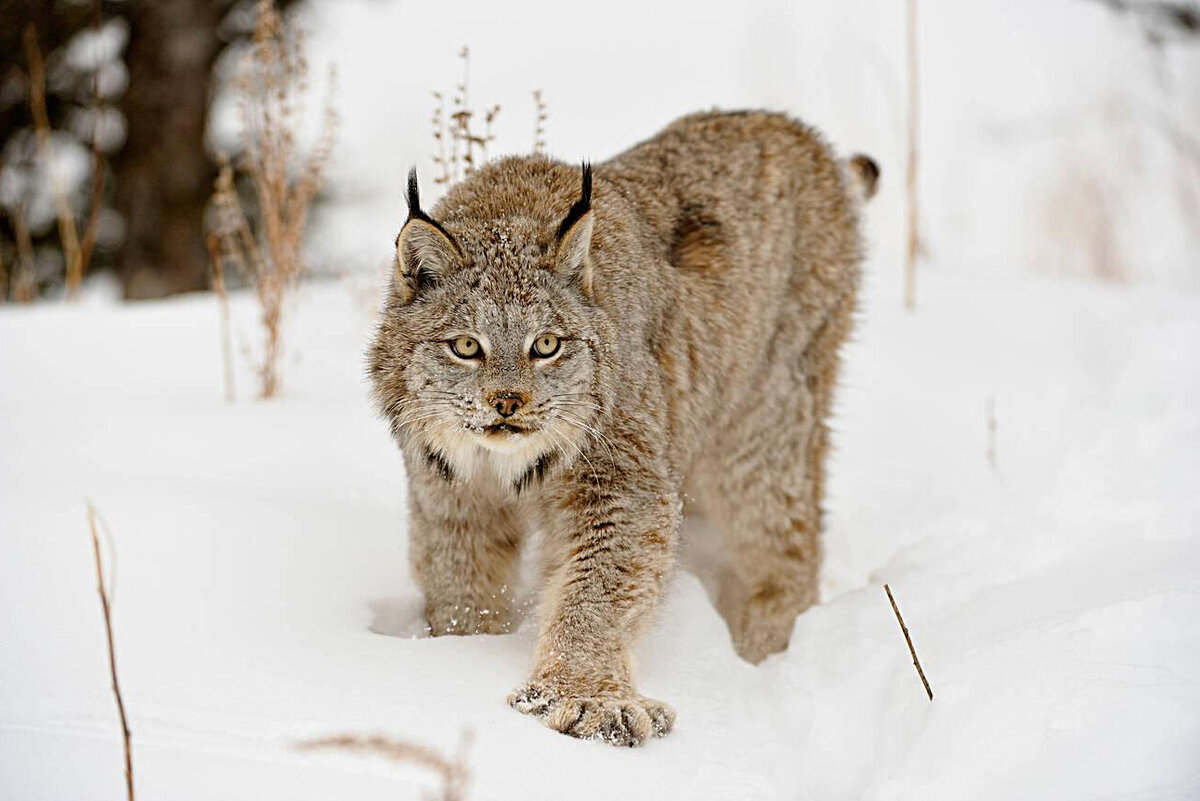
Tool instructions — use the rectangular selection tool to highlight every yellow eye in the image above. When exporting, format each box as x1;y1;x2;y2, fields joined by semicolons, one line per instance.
531;333;561;358
450;335;481;359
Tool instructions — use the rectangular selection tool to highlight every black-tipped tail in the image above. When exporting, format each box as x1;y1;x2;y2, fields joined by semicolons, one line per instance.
848;154;880;202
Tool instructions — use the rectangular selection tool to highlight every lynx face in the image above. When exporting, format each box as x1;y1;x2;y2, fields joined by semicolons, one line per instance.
370;164;613;486
384;260;606;481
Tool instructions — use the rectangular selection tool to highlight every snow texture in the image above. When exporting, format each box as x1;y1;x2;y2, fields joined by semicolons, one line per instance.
2;264;1197;799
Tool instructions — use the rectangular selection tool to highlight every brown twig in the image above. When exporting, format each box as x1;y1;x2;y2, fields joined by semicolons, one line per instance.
7;204;37;303
87;504;135;801
903;0;921;311
78;0;107;274
298;733;470;801
884;583;933;701
205;232;237;402
25;25;85;299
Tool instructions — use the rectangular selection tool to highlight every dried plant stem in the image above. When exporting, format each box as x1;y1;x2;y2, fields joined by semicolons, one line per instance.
298;733;470;801
884;583;933;701
903;0;920;312
532;90;547;155
432;92;451;185
433;46;499;186
24;25;84;299
87;504;135;801
205;232;237;402
208;0;337;398
78;0;106;273
7;205;37;303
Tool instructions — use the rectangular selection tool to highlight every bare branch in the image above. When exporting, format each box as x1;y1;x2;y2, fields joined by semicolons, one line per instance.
884;583;933;701
7;204;37;303
78;0;107;275
87;503;135;801
24;25;84;299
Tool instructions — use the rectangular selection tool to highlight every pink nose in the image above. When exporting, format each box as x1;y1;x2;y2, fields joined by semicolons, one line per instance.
490;392;525;418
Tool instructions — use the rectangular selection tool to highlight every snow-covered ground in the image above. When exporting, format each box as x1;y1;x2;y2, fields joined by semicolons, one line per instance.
2;262;1197;799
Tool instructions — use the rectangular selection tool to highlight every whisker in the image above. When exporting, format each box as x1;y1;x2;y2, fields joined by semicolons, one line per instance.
555;413;620;469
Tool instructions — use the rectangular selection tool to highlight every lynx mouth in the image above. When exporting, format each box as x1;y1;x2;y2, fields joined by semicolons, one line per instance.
484;422;532;435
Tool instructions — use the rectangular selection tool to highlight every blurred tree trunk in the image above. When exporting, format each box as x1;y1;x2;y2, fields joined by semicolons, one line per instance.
113;0;223;299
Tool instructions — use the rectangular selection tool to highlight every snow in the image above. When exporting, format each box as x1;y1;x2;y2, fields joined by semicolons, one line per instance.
2;263;1198;799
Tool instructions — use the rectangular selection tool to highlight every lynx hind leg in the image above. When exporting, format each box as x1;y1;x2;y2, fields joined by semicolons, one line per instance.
708;450;823;665
705;293;855;664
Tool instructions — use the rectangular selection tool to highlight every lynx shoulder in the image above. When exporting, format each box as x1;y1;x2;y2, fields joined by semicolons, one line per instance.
368;109;876;746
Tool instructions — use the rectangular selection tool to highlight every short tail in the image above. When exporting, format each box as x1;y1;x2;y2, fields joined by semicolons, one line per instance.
846;154;880;202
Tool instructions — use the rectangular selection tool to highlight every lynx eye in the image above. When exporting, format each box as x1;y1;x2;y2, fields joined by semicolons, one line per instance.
531;333;561;359
449;335;482;359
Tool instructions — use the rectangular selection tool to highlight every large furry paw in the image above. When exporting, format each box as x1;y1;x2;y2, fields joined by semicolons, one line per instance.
507;683;675;747
719;580;809;664
730;615;794;664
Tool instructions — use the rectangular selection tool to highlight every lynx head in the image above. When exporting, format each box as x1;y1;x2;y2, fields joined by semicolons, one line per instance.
369;159;615;487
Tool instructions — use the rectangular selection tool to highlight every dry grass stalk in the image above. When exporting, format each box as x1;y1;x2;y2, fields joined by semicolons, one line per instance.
532;90;548;155
903;0;921;311
432;47;499;186
86;503;135;801
205;231;237;402
298;733;470;801
209;0;337;399
6;204;37;303
24;25;85;299
78;0;107;273
884;583;934;701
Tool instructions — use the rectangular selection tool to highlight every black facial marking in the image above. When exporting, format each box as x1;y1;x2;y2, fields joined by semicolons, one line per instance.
424;446;456;483
555;161;592;240
513;450;558;495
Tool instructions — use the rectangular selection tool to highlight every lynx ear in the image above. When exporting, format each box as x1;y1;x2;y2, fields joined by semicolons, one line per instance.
394;168;461;304
553;162;594;298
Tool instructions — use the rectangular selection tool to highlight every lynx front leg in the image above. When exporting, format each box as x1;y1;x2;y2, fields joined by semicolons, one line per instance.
406;465;525;636
508;466;680;746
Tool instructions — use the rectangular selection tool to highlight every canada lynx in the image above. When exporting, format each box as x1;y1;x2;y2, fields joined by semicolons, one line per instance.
369;110;877;746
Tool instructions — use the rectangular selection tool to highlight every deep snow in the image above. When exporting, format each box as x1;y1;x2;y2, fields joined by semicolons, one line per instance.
1;264;1197;800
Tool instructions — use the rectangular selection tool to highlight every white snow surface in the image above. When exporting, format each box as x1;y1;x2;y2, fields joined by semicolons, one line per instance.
2;266;1198;800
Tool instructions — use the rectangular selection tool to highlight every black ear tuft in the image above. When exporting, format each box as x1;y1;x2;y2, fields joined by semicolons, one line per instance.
399;166;461;254
406;167;422;220
556;161;592;240
394;168;464;303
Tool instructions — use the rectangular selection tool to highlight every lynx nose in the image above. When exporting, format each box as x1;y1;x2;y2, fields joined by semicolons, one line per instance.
490;392;526;418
